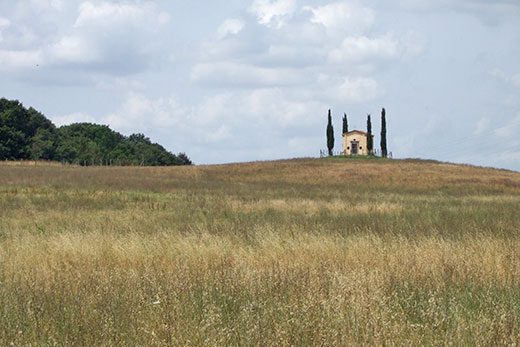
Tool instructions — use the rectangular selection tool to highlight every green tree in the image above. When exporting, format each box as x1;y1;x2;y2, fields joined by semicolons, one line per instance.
342;113;348;134
177;153;193;165
0;126;26;160
31;128;57;160
326;109;334;156
0;98;192;166
367;114;373;155
380;108;387;158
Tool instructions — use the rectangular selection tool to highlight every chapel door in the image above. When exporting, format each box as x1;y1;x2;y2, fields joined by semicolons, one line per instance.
351;141;359;155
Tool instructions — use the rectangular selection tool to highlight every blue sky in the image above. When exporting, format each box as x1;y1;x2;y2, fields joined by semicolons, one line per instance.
1;0;519;170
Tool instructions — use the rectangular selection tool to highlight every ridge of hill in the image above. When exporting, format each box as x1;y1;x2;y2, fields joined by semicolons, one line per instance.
0;98;192;166
2;157;519;195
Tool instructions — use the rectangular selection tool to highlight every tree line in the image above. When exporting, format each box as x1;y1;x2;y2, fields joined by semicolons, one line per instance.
326;108;388;157
0;98;192;166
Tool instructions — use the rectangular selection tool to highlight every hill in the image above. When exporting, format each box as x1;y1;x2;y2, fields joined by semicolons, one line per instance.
1;159;520;345
0;98;192;165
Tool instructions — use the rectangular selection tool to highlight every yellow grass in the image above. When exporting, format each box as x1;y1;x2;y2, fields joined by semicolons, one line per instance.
1;158;520;345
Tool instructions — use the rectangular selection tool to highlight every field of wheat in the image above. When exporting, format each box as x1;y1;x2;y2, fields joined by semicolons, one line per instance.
1;158;520;345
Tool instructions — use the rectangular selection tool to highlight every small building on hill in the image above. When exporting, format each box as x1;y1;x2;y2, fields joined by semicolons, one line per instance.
342;130;374;156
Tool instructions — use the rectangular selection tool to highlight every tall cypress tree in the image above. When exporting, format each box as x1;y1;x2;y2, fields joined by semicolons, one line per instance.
342;113;348;134
367;114;373;155
380;108;387;158
326;109;334;156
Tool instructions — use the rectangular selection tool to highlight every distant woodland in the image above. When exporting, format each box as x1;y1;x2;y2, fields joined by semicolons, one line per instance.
0;98;192;166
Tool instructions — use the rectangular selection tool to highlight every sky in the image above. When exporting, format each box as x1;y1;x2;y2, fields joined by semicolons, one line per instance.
1;0;519;170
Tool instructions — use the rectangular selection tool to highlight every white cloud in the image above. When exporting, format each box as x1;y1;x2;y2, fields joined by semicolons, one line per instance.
239;88;324;127
335;77;385;103
92;76;145;92
191;62;308;88
328;31;425;64
0;17;9;27
304;2;375;35
74;1;158;28
29;0;63;10
0;17;10;42
41;1;170;74
49;35;100;64
217;19;245;39
0;49;42;71
249;0;297;28
329;35;399;63
317;74;385;103
105;92;184;133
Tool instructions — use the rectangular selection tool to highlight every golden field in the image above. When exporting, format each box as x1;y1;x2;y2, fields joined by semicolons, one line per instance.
1;158;520;346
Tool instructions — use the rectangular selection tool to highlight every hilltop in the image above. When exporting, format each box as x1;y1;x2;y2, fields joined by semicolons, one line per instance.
4;157;517;194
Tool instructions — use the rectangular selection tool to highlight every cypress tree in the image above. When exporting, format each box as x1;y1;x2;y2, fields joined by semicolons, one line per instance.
381;108;387;158
326;109;334;156
367;114;373;155
342;113;348;134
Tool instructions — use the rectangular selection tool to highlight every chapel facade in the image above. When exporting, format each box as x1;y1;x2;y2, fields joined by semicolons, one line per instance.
342;130;374;156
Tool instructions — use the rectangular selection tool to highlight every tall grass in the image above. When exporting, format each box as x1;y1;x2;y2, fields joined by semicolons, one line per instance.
1;159;520;345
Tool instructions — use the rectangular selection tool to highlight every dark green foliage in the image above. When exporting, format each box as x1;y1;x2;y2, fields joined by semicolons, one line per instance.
31;128;57;160
342;113;348;134
177;153;193;165
0;126;27;159
367;114;373;154
0;98;192;166
326;109;334;156
0;99;57;160
381;108;387;158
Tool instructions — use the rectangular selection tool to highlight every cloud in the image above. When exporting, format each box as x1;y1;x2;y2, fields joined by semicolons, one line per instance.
0;1;170;77
191;62;309;88
328;30;425;65
315;74;385;103
28;0;63;10
328;35;399;63
237;88;325;127
304;1;375;35
249;0;297;28
334;77;385;103
217;19;245;39
49;35;100;64
91;76;145;92
105;92;185;134
0;49;42;71
74;1;168;28
0;17;9;42
44;1;170;74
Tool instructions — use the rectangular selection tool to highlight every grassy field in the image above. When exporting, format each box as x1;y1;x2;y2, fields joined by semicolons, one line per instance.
1;158;520;345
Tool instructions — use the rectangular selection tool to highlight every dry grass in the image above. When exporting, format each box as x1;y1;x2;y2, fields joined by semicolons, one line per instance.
1;158;520;345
